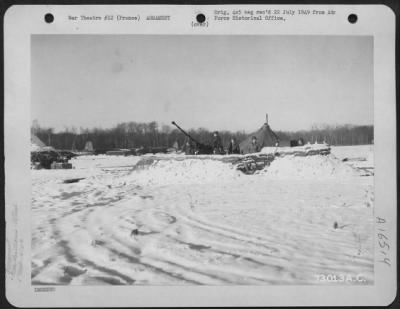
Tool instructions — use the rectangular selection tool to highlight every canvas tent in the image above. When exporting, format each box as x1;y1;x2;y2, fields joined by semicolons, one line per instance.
31;134;46;151
31;134;55;152
84;141;94;152
239;114;285;154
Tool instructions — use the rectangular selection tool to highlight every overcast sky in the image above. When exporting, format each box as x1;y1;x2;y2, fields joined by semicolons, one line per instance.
32;35;373;133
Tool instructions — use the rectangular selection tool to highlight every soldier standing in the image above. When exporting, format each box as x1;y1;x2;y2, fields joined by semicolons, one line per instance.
212;131;224;154
183;138;194;155
247;136;260;153
227;137;240;154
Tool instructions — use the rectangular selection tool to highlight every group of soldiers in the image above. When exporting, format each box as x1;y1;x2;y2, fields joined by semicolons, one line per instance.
182;131;261;155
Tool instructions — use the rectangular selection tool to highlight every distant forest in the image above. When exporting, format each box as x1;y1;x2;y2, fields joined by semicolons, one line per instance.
31;120;374;151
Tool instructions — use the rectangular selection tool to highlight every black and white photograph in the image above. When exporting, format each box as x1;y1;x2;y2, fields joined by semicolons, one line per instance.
4;4;396;307
30;34;375;286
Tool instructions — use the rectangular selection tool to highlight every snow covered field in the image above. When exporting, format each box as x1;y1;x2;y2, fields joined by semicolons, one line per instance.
31;145;374;285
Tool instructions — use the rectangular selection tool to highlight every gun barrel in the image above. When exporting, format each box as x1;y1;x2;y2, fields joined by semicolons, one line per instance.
171;120;214;155
171;121;200;145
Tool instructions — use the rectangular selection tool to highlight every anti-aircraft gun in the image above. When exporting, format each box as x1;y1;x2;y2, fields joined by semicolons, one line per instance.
171;121;214;155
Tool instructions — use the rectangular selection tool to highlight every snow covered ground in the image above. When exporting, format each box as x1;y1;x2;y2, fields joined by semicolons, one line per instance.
31;145;374;285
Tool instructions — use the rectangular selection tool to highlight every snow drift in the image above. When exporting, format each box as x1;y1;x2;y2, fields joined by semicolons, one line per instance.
31;146;374;286
130;159;242;185
127;153;363;184
261;155;362;179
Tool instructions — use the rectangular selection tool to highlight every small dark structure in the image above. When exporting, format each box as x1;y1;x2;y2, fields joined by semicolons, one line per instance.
106;149;131;156
31;150;71;169
290;138;305;147
135;146;168;155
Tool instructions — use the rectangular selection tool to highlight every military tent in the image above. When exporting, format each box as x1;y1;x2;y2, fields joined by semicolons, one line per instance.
239;114;285;154
31;134;47;151
84;141;94;152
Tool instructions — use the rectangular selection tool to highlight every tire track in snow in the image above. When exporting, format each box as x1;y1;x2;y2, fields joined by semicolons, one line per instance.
124;193;296;283
32;156;374;285
174;203;280;253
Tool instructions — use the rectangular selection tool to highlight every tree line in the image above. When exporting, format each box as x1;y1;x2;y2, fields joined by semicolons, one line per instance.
276;124;374;146
31;120;373;151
